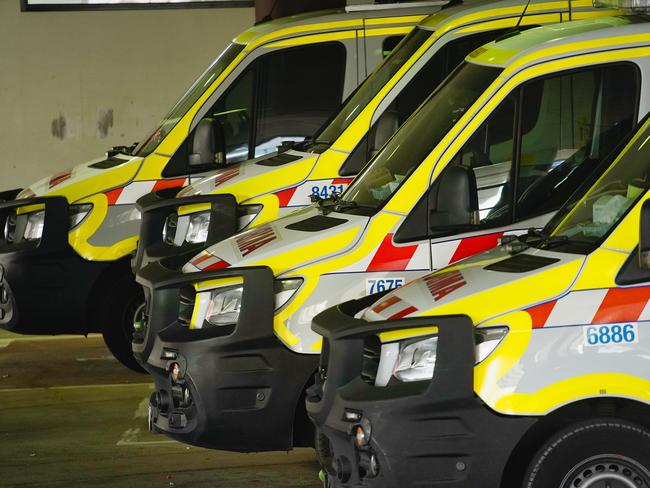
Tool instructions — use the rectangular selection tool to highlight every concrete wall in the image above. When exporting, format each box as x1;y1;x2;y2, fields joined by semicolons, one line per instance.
0;2;254;189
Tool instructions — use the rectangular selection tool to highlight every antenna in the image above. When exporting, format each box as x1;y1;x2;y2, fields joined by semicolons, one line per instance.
515;0;533;30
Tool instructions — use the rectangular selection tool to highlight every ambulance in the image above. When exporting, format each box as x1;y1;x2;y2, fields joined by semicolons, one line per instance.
132;0;619;367
137;13;643;454
0;3;434;372
306;61;650;488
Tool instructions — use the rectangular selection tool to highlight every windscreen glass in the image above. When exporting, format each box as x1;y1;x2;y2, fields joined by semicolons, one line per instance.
344;62;502;208
134;43;245;157
313;28;433;146
543;117;650;253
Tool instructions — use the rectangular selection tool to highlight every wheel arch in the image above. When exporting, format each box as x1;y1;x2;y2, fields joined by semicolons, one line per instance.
500;396;650;488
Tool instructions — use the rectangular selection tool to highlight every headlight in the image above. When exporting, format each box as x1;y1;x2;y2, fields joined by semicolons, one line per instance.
190;277;302;329
373;326;508;386
185;211;211;245
274;278;303;310
393;336;438;383
206;285;242;326
23;211;45;241
69;204;93;230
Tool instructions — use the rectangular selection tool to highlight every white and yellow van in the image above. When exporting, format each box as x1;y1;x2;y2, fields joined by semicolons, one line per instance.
307;65;650;488
137;13;641;454
132;0;619;367
0;3;434;371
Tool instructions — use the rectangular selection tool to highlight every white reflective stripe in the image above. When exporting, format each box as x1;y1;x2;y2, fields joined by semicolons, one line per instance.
637;298;650;321
431;240;461;269
405;243;429;270
116;181;156;205
336;240;383;273
544;289;609;327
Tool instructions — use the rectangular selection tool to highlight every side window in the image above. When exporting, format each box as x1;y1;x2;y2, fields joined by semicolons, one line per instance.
514;63;638;220
382;36;404;58
341;29;511;176
254;43;346;158
211;67;254;164
429;96;516;232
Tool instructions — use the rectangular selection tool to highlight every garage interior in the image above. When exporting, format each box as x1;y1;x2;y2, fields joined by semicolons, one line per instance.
0;1;336;486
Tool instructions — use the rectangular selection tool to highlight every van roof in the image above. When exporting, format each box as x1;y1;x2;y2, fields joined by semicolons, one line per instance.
233;4;438;49
467;14;647;68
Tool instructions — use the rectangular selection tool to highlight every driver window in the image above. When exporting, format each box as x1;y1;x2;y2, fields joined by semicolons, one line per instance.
430;95;516;231
514;63;638;220
211;67;254;165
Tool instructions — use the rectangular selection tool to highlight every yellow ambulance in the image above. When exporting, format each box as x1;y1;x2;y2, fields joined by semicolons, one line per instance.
0;3;433;371
138;11;639;454
308;76;650;488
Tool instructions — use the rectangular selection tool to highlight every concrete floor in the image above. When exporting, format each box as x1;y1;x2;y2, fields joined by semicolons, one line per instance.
0;331;321;488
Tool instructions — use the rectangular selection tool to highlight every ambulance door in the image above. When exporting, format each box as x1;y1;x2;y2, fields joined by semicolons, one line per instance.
424;62;639;269
162;40;356;183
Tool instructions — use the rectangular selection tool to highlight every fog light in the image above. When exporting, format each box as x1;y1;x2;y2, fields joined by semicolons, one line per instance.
170;362;181;383
354;417;372;447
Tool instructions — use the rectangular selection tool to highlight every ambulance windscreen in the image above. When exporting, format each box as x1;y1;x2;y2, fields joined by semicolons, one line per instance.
343;62;502;209
544;116;650;252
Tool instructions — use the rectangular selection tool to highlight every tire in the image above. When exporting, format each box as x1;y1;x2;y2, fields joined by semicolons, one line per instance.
98;275;146;374
523;418;650;488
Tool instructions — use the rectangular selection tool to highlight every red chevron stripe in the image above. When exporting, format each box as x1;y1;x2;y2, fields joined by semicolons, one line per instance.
366;234;418;272
449;232;504;264
203;259;230;271
525;300;557;329
591;287;650;324
275;187;298;207
152;178;186;192
389;306;418;319
371;295;402;314
192;253;213;266
332;178;353;185
105;187;124;205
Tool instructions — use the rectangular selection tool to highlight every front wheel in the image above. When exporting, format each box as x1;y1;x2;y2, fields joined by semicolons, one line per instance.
523;419;650;488
98;276;146;374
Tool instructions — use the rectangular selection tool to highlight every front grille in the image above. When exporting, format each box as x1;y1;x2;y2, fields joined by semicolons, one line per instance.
178;287;196;327
361;336;382;385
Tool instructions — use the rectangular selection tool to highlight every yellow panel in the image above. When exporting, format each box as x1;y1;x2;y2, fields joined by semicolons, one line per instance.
265;31;358;48
572;248;630;290
178;203;211;216
364;15;427;26
379;326;438;343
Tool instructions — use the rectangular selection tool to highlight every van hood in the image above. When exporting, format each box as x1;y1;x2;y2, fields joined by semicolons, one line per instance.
177;149;318;202
18;153;142;203
184;205;370;276
364;245;586;324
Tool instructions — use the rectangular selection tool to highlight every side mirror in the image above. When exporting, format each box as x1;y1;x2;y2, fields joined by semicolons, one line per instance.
428;165;480;230
370;110;399;158
639;199;650;269
189;118;226;169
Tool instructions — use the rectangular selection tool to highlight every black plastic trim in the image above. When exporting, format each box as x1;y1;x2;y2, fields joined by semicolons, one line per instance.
134;261;318;452
132;191;238;273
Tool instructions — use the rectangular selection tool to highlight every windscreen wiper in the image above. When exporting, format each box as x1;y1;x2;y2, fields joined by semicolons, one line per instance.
311;192;358;215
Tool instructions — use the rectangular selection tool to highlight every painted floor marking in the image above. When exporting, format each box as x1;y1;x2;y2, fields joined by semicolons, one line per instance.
0;382;153;393
116;427;176;446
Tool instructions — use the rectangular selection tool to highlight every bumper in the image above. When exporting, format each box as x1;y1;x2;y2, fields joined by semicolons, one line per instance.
134;261;318;452
131;190;238;273
306;296;537;487
0;196;113;334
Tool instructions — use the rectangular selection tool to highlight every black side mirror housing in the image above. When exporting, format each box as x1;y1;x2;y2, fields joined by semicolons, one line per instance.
429;165;480;231
639;199;650;269
189;118;226;169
